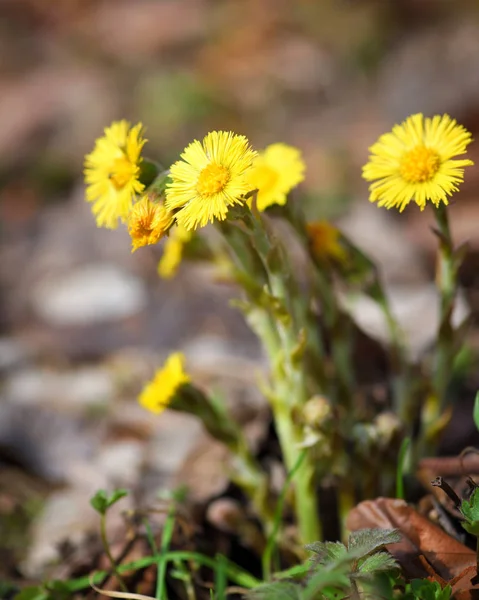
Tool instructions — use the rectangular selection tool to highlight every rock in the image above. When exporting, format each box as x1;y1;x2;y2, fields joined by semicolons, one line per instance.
0;338;32;374
31;264;147;327
340;283;470;361
0;404;98;483
5;366;115;409
338;202;427;285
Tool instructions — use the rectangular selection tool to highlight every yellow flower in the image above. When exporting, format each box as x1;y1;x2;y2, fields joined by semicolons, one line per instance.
307;221;346;263
165;131;256;230
158;225;192;279
84;120;146;228
247;143;305;211
127;195;175;252
362;113;473;211
138;352;190;415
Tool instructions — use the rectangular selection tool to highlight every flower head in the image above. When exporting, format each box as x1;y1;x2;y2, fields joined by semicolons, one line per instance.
127;195;174;252
138;352;190;414
307;221;346;264
84;120;146;228
165;131;257;230
247;143;305;211
362;113;473;211
158;225;192;279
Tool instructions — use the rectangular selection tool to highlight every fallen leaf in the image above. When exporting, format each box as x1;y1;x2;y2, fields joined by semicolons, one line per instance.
346;497;475;580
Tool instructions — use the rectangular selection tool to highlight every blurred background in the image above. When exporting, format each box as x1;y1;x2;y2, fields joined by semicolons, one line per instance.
2;0;479;582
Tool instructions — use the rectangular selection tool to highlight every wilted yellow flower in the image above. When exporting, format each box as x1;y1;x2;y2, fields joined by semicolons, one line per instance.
362;113;473;211
127;195;174;252
307;221;346;263
247;143;305;211
165;131;256;230
84;120;146;228
158;225;192;279
138;352;190;414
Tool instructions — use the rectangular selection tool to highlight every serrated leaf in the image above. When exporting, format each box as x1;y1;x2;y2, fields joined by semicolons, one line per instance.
460;487;479;524
306;541;348;566
247;582;302;600
410;579;452;600
347;528;401;558
303;567;350;600
354;552;399;580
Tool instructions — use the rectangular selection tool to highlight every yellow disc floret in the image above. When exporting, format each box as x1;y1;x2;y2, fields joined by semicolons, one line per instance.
399;146;441;183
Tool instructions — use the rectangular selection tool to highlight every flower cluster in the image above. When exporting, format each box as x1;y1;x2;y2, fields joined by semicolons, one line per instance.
84;123;306;266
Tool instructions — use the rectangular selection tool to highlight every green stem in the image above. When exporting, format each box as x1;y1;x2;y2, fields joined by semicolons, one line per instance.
245;214;322;544
433;204;456;408
224;211;322;544
100;513;128;592
423;204;459;455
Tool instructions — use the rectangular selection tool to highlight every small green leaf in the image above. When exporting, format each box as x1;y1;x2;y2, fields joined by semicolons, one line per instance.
90;488;128;515
473;391;479;433
347;528;401;558
306;541;348;566
460;487;479;528
106;488;128;508
247;582;302;600
410;579;452;600
90;489;108;514
13;587;48;600
354;552;399;580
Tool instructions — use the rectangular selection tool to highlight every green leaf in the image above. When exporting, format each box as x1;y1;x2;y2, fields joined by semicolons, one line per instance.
410;579;452;600
13;587;48;600
106;488;128;508
303;568;350;600
347;528;401;558
474;391;479;433
90;489;108;514
306;541;348;566
354;552;399;580
90;488;128;515
460;487;479;524
247;582;302;600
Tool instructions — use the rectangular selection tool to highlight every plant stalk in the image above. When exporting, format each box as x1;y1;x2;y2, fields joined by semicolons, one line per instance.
100;513;128;592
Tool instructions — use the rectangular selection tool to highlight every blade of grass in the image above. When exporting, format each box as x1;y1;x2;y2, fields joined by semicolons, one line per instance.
262;450;307;580
67;551;261;593
396;437;411;500
156;505;176;600
214;553;227;600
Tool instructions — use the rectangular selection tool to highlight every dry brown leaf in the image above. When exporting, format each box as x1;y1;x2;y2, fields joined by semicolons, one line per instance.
346;497;475;580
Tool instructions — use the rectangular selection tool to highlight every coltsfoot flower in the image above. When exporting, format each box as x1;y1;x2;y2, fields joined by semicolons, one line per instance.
127;195;174;252
362;113;473;211
158;225;192;279
84;120;146;228
138;352;190;414
307;220;346;264
247;143;305;211
165;131;257;230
